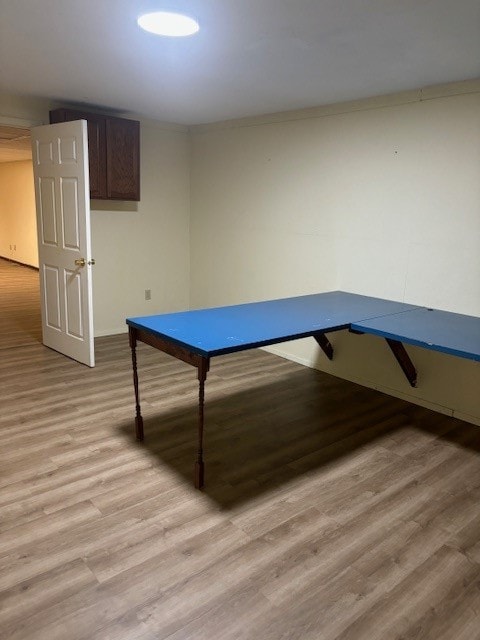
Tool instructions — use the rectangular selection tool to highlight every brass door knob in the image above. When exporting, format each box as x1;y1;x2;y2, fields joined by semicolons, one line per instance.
74;258;95;267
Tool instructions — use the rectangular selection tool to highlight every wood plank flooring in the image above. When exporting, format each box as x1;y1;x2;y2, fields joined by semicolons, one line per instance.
0;257;42;349
1;258;480;639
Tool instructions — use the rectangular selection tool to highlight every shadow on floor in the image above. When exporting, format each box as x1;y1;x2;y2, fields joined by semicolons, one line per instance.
117;367;479;509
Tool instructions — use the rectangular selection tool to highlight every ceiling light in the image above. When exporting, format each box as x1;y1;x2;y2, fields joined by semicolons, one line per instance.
137;11;199;37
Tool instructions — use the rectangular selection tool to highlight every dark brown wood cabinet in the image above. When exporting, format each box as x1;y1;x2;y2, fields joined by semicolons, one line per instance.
49;108;140;201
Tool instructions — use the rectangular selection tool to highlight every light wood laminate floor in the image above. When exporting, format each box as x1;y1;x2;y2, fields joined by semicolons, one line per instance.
1;258;480;639
0;257;42;349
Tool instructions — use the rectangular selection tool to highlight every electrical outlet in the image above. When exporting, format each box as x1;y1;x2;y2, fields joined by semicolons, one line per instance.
13;245;16;251
145;289;151;301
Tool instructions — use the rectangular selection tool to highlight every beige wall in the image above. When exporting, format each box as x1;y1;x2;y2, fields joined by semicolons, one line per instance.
0;93;191;337
0;160;38;267
190;87;480;424
91;120;191;336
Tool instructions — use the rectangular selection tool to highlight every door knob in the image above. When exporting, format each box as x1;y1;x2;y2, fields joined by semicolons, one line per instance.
74;258;95;267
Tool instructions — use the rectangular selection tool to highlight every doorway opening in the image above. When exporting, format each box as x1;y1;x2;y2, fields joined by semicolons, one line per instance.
0;125;37;266
1;121;95;365
0;125;41;348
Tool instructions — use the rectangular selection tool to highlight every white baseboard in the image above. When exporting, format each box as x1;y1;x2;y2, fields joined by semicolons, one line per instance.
94;327;128;338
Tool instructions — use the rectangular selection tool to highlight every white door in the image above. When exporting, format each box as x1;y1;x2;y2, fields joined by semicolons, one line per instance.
31;120;95;367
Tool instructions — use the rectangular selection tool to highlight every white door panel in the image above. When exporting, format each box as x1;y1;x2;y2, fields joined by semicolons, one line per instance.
32;120;94;367
65;269;83;338
43;265;61;329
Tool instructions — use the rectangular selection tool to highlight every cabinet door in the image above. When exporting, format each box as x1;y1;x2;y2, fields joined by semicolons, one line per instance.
49;109;107;198
50;109;140;201
106;117;140;200
83;114;107;199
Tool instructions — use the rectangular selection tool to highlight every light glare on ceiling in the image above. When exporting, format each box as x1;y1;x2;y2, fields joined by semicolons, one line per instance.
137;11;199;37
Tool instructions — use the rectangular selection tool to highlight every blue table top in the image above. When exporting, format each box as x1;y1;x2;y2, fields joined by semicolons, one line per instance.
352;307;480;362
127;291;420;357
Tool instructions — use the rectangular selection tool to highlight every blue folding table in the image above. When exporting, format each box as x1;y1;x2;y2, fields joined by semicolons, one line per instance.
127;291;480;488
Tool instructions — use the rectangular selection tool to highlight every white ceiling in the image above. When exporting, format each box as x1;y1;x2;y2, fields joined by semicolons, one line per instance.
0;0;479;125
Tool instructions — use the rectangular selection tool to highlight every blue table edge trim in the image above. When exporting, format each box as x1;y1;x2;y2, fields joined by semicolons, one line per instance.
126;318;351;358
350;323;480;362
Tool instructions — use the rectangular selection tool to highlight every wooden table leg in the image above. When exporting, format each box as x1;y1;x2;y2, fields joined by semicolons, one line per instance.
194;358;209;489
129;327;144;440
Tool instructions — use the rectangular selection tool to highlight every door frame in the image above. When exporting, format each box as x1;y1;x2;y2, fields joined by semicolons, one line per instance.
0;114;95;363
